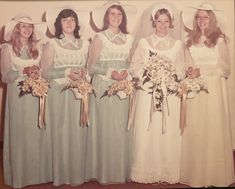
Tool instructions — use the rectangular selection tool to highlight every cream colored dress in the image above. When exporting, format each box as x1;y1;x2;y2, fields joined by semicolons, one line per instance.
130;34;185;184
180;37;235;187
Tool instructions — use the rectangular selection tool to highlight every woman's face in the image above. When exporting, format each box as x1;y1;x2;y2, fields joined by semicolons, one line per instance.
195;10;210;32
155;13;170;37
61;16;76;35
107;8;123;29
19;22;33;40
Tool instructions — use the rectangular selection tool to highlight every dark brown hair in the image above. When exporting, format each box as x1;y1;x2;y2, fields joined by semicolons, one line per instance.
54;9;80;39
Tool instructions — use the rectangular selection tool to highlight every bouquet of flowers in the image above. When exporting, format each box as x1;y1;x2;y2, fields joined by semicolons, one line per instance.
62;78;96;99
100;70;143;130
178;67;208;99
100;78;141;99
143;50;180;111
61;68;96;127
142;50;180;133
18;65;49;129
178;66;208;134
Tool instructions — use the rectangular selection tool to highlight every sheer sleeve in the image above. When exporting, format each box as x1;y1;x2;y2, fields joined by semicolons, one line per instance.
175;42;188;80
0;44;19;83
40;41;66;79
129;39;146;78
217;38;230;78
87;34;105;75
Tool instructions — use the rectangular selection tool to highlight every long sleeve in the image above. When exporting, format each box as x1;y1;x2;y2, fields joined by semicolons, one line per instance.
40;42;65;79
87;35;107;75
0;44;19;83
217;38;230;78
129;39;146;78
175;42;188;80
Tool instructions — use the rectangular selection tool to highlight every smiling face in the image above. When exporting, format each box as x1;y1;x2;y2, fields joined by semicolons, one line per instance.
107;7;123;30
155;13;171;37
195;10;210;33
61;16;76;35
18;22;33;40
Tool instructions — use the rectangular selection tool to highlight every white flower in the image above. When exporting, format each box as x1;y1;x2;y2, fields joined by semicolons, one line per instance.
142;51;180;111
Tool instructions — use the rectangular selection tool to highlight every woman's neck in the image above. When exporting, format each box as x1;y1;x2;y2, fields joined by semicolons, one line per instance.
108;26;120;34
20;37;29;46
63;32;75;41
154;32;168;38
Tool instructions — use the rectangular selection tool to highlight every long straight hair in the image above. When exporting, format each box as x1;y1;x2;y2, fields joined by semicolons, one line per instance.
101;5;128;34
186;10;227;48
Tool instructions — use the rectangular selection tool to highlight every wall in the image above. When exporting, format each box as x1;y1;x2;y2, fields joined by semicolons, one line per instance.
0;0;234;148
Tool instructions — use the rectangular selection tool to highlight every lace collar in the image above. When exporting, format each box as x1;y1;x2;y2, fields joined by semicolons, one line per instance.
58;36;80;49
151;33;171;49
104;29;126;42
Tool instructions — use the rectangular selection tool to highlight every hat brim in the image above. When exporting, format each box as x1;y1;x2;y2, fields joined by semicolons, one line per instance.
4;19;47;41
92;3;137;30
45;7;89;36
182;6;226;30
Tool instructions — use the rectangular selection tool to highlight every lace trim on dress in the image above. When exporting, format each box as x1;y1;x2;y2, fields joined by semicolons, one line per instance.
4;43;42;72
51;39;89;68
97;32;133;61
151;34;171;49
131;168;180;184
140;37;182;63
104;29;127;43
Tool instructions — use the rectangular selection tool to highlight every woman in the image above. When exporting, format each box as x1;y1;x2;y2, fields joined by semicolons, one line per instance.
40;8;89;186
129;3;185;184
0;14;51;188
180;2;235;187
85;1;136;184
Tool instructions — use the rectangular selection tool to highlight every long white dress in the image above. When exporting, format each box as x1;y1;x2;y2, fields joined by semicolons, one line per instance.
180;37;235;187
130;34;184;184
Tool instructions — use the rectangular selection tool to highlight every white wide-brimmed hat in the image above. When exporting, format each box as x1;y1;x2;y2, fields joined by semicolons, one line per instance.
4;14;47;41
151;3;174;21
182;2;226;30
91;0;137;30
45;7;89;35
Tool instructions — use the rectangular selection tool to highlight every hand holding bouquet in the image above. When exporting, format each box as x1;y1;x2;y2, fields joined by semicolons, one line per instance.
143;51;180;112
101;70;142;130
142;50;181;133
18;65;49;129
178;67;208;99
101;70;142;100
179;66;208;134
62;67;95;127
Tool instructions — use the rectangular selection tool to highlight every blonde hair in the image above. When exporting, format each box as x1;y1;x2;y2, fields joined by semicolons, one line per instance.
11;23;39;59
186;10;227;48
